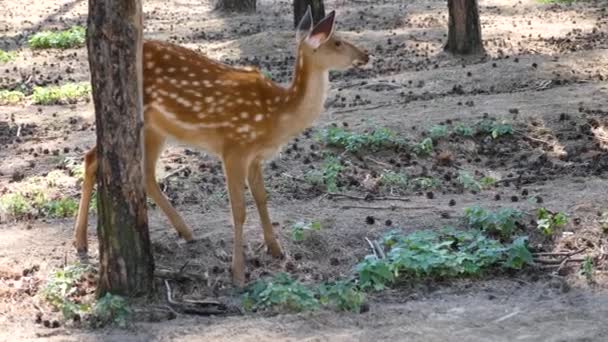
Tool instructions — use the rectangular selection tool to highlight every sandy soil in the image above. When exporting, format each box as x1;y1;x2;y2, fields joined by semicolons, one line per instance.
1;0;608;340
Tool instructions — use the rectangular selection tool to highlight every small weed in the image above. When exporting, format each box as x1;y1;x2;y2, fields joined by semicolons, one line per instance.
0;190;80;221
41;263;93;320
413;137;433;156
379;170;408;188
0;90;25;105
428;125;449;140
536;208;568;236
410;176;440;190
318;280;366;312
580;256;594;283
291;221;321;242
32;82;91;105
457;171;496;192
243;273;319;312
464;206;523;240
319;127;406;153
28;26;86;49
305;156;343;192
454;123;474;137
91;293;130;328
457;171;481;192
0;50;16;63
477;120;513;139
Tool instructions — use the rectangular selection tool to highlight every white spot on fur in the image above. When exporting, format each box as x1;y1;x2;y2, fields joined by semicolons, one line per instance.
254;114;264;122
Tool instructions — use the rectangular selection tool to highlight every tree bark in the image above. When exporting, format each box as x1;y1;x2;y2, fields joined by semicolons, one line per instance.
445;0;484;55
215;0;256;12
86;0;154;297
294;0;325;28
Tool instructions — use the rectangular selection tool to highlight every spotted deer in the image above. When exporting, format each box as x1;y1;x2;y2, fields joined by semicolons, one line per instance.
73;9;369;286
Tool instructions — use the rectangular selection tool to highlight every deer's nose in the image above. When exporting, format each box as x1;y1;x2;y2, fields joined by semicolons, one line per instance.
354;51;370;66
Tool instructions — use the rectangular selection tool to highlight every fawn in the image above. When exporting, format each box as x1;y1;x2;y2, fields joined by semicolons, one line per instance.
73;8;369;286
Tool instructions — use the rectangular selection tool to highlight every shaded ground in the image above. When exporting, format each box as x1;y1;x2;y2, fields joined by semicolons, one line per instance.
1;0;608;340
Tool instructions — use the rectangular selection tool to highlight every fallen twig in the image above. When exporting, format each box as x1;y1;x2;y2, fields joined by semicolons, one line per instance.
372;240;386;260
164;280;234;316
161;166;188;181
328;192;411;202
364;237;378;259
155;267;207;283
341;204;432;210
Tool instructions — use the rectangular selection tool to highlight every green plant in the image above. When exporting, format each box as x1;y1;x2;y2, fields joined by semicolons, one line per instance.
410;177;440;190
464;206;523;240
356;228;532;290
379;170;408;188
0;90;25;105
413;137;433;156
319;127;406;153
477;120;513;139
428;125;449;140
92;293;130;328
28;26;86;49
457;171;481;192
580;256;594;283
0;50;16;63
536;208;568;236
457;172;496;192
242;273;319;312
305;155;343;192
318;280;366;312
0;193;31;219
291;221;321;241
355;255;394;291
454;123;474;137
44;197;79;218
32;82;91;105
41;263;92;320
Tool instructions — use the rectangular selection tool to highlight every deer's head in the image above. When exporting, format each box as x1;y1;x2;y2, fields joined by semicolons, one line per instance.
296;9;369;71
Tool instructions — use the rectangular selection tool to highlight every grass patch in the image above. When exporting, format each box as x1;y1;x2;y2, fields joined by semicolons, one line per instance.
319;126;407;153
28;26;86;49
0;90;25;105
32;82;91;105
0;191;79;221
0;50;16;63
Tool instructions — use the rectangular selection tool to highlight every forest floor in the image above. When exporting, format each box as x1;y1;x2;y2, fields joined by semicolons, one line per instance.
1;0;608;340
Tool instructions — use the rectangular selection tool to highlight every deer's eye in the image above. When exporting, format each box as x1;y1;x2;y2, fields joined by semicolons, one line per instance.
335;41;342;47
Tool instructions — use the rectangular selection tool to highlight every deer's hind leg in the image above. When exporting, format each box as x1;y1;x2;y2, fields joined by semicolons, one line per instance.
143;127;194;241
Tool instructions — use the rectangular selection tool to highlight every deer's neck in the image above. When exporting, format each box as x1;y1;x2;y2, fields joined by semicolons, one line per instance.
277;50;329;140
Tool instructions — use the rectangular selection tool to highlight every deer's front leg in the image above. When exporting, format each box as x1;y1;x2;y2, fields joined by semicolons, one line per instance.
223;154;248;287
248;159;283;258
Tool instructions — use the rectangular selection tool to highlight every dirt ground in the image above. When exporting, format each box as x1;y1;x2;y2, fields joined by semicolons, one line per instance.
1;0;608;340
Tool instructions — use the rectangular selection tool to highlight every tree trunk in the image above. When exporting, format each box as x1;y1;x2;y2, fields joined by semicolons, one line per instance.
86;0;154;297
294;0;325;28
215;0;256;12
445;0;484;55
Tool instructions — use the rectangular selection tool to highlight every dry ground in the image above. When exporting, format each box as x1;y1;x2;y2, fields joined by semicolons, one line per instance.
1;0;608;340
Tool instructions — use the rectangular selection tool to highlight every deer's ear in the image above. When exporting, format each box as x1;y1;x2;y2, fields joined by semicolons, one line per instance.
296;6;313;43
304;10;336;49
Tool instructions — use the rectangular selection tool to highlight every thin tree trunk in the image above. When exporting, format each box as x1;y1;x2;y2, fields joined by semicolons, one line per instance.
86;0;154;297
445;0;484;55
294;0;325;28
215;0;256;12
